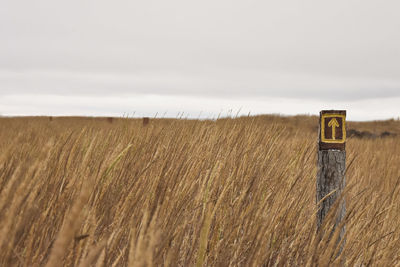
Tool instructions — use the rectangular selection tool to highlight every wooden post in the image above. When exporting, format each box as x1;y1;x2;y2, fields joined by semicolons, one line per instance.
317;110;346;247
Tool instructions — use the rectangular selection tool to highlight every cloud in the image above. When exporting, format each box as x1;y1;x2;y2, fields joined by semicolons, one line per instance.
1;69;399;102
1;0;400;119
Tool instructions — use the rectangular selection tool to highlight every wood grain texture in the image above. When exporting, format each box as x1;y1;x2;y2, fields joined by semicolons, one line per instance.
316;150;346;242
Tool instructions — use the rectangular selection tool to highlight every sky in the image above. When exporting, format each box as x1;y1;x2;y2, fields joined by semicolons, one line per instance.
1;0;400;121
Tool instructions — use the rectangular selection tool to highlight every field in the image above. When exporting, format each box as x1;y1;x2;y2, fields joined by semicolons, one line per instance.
1;115;400;266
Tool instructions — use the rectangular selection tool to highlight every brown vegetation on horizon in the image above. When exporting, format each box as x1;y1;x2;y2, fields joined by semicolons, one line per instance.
0;115;400;266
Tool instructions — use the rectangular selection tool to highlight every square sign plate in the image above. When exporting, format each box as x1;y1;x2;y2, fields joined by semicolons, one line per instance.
319;110;346;150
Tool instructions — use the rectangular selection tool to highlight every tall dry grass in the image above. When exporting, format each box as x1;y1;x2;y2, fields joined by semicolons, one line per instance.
0;115;399;266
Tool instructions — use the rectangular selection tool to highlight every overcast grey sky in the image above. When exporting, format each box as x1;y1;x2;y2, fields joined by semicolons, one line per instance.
1;0;399;120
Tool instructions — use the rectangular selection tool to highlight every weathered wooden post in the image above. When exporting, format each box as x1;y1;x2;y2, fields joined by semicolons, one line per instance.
317;110;346;246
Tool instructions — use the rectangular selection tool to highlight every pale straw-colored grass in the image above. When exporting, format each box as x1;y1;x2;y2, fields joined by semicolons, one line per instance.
0;115;399;266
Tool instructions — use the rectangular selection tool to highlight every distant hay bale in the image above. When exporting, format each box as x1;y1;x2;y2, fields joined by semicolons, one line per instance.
143;117;150;126
107;117;114;124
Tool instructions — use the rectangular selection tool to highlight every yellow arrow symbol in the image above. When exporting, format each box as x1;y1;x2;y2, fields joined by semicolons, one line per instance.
328;118;340;140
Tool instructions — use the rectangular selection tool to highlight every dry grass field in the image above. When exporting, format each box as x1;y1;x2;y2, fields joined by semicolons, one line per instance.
0;115;400;266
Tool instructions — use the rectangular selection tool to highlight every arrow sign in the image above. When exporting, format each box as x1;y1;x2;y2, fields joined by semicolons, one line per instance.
328;118;340;140
319;111;346;149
